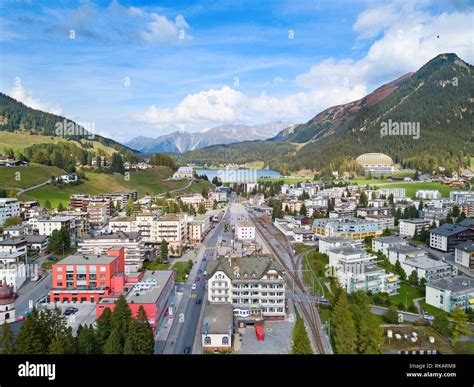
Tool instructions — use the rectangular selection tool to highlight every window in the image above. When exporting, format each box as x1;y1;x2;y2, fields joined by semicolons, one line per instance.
204;336;212;345
222;337;229;345
100;266;107;272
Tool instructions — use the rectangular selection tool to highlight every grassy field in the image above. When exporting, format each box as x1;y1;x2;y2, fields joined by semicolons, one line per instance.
20;167;202;208
0;163;65;189
390;282;424;309
0;131;119;155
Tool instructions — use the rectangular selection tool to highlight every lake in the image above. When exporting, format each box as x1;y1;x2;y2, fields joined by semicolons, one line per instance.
196;168;281;183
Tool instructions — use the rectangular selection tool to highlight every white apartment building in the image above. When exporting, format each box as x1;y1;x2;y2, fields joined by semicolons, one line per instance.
78;231;149;274
387;245;428;265
178;193;213;210
426;276;474;312
328;246;399;295
416;190;442;200
372;236;408;256
235;221;256;241
33;215;77;239
109;213;187;255
377;188;406;199
0;198;20;227
399;219;431;237
400;257;452;282
207;256;286;320
454;242;474;270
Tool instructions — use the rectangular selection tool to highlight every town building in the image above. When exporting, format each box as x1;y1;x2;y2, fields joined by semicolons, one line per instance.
178;193;213;211
187;214;211;245
96;270;176;333
33;215;77;240
400;257;452;282
387;245;428;266
78;232;150;274
110;213;188;255
399;219;431;237
416;190;442;200
0;198;20;227
172;166;193;180
454;242;474;270
207;256;286;320
0;281;16;324
318;237;358;254
49;247;126;303
425;276;474;312
87;201;110;226
201;303;233;353
235;221;256;241
372;236;408;256
312;218;383;240
429;223;474;252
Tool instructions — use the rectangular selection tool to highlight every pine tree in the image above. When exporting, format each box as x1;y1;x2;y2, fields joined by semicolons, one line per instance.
96;308;113;350
331;292;357;354
110;295;132;349
160;239;169;263
48;328;74;354
123;307;154;354
125;197;134;216
449;306;470;343
76;324;98;354
103;328;122;354
0;322;15;354
44;199;51;209
291;317;313;354
15;314;43;354
57;202;64;212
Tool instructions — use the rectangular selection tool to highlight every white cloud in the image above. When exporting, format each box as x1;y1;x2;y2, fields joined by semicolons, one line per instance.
141;13;191;43
10;85;63;116
133;2;474;131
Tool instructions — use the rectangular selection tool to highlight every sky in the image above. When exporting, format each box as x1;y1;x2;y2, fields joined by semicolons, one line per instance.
0;0;473;143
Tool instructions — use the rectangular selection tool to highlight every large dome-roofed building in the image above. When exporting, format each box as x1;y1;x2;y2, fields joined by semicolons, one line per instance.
356;153;395;175
0;280;16;324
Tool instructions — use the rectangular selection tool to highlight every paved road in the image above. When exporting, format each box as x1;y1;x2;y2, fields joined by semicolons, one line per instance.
15;274;52;317
160;197;232;354
16;180;50;195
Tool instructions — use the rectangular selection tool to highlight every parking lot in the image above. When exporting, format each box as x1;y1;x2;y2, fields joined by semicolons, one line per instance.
45;302;97;335
235;319;295;354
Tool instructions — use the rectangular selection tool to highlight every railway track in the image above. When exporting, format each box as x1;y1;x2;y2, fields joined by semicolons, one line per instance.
250;213;329;354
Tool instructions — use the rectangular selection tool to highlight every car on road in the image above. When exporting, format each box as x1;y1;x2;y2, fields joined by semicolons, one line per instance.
47;256;58;261
203;257;206;261
422;310;435;321
197;269;202;274
195;299;202;304
183;345;192;354
191;284;197;290
195;276;200;282
316;297;331;306
63;307;78;316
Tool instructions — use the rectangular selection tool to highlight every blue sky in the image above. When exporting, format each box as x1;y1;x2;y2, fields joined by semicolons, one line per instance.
0;0;472;142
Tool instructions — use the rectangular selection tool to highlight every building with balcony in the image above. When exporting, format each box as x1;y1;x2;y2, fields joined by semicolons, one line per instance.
372;236;408;256
207;255;286;320
0;198;20;227
387;245;428;265
187;214;211;245
312;218;383;240
425;276;474;312
400;257;452;282
78;232;151;274
399;219;431;237
429;223;474;252
455;242;474;270
49;247;125;303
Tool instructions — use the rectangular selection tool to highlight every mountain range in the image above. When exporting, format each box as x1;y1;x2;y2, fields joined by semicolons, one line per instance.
125;122;293;153
179;53;473;175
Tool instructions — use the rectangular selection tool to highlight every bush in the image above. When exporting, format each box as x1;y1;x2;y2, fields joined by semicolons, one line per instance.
373;295;384;305
397;302;406;311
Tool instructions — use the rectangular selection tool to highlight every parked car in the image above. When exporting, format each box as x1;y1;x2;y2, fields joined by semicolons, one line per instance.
195;299;202;304
63;307;78;316
197;269;202;274
47;256;58;262
195;277;200;282
191;284;197;290
183;345;192;354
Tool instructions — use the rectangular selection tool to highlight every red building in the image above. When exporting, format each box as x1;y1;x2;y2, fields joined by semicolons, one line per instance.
50;247;126;303
96;269;176;332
